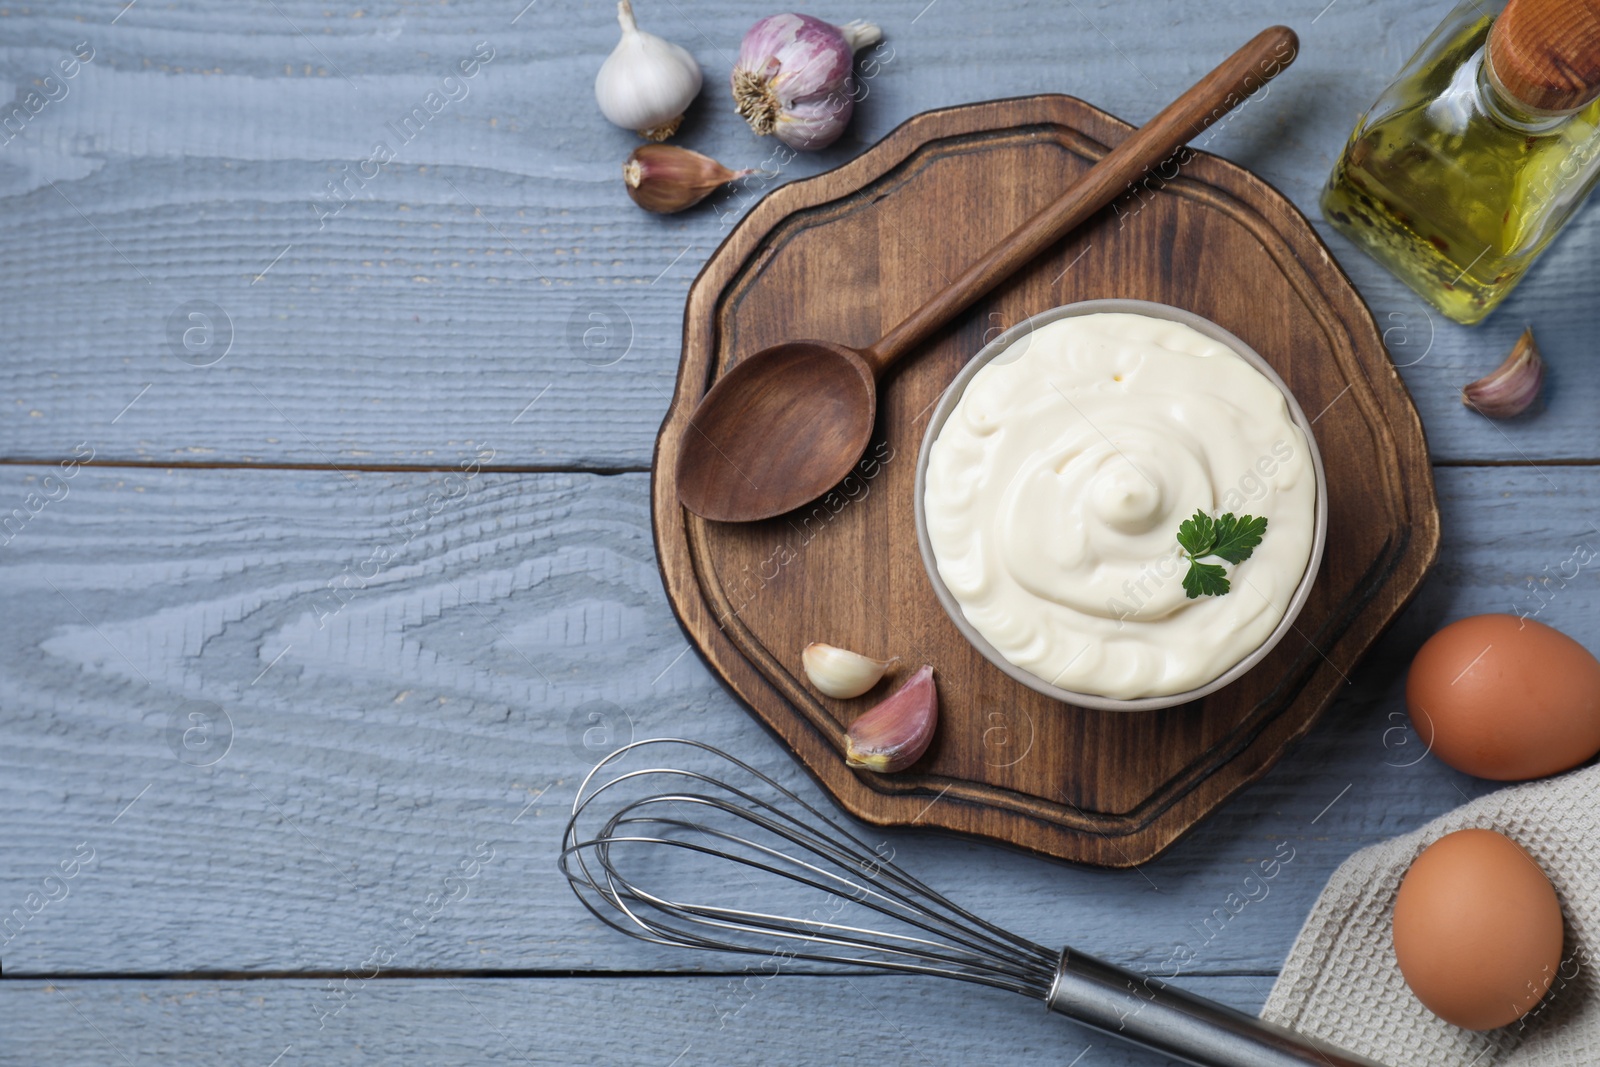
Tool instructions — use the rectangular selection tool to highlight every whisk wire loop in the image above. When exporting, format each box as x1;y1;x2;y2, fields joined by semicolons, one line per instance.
600;792;1053;969
567;742;1053;962
561;738;1058;996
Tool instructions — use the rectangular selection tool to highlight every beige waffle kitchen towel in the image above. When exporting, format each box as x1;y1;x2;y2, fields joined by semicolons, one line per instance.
1261;764;1599;1066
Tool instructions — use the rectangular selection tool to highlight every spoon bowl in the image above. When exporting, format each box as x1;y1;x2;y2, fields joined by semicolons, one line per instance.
675;340;878;522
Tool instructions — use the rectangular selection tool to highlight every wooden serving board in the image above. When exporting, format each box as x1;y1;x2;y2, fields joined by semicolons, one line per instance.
652;94;1441;867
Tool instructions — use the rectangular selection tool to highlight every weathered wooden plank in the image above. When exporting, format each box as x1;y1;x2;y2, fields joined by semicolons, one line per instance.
2;462;1591;977
0;0;1594;468
1;975;1271;1066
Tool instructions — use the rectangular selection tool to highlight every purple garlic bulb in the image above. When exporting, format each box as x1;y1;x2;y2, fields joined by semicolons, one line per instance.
732;13;883;150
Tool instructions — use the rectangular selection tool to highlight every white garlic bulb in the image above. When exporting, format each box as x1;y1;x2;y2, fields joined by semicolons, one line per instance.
595;0;703;141
802;643;897;699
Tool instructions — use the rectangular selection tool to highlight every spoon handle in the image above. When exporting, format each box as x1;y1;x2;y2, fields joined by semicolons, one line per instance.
861;24;1299;376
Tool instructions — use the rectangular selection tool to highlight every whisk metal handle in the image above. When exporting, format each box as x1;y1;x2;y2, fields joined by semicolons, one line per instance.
1046;950;1390;1067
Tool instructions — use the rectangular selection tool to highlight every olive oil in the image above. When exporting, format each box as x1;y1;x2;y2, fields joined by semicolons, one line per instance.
1322;0;1600;324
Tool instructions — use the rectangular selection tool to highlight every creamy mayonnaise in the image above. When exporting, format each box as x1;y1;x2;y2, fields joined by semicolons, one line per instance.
923;312;1317;700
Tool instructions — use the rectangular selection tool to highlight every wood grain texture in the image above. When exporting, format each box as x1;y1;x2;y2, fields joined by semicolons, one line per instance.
9;462;1599;977
0;0;1596;469
655;93;1440;866
860;25;1302;370
1490;0;1600;112
0;975;1271;1066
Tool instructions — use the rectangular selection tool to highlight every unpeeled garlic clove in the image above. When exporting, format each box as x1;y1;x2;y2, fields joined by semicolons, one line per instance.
1463;327;1544;418
845;665;936;774
802;642;897;698
623;144;753;214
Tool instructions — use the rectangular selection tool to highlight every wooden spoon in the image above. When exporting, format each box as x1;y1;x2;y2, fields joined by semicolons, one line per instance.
676;25;1299;523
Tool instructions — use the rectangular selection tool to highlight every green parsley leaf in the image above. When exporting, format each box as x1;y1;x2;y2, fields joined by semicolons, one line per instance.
1211;513;1268;564
1175;509;1216;557
1174;509;1269;599
1182;560;1231;599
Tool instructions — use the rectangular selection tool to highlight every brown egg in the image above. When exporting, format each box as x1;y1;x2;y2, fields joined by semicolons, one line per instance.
1393;829;1564;1030
1405;614;1600;780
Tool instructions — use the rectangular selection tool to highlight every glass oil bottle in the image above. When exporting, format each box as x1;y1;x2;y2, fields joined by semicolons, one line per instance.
1321;0;1600;324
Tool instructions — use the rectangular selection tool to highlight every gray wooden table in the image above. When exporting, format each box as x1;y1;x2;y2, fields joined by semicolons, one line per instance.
2;1;1595;1063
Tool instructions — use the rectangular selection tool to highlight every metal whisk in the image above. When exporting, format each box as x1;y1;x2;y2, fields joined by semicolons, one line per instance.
561;739;1387;1067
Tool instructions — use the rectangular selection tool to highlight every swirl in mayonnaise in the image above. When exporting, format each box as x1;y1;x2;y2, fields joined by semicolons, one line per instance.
923;312;1317;700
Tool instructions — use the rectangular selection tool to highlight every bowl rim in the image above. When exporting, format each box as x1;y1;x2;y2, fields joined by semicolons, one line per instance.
912;298;1330;713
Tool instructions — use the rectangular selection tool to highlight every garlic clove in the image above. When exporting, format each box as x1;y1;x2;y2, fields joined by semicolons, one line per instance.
1463;327;1544;418
732;13;882;151
802;642;897;698
595;0;703;141
845;665;937;774
623;144;752;214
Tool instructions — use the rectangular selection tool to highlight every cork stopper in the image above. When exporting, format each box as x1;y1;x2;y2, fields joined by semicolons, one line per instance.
1488;0;1600;112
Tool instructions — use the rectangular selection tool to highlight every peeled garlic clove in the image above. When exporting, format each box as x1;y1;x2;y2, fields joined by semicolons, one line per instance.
845;665;936;773
595;0;703;141
802;642;897;698
623;144;752;214
732;14;882;151
1463;327;1544;418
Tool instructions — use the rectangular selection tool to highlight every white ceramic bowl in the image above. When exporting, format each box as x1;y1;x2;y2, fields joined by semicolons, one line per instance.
913;299;1329;712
